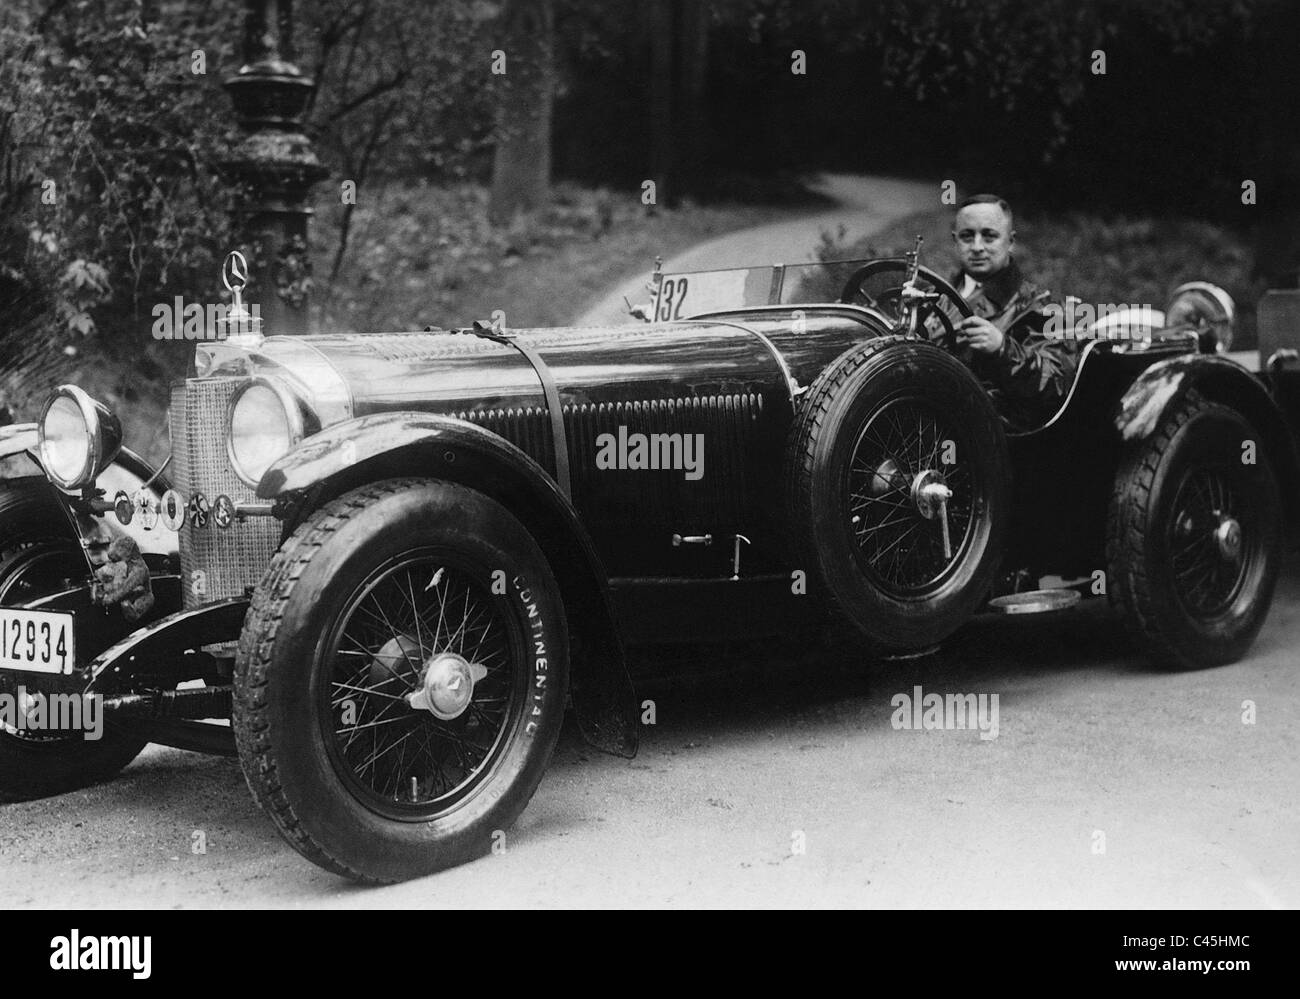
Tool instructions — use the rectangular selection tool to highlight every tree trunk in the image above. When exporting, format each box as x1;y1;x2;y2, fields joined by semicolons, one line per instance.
675;0;709;194
646;0;673;207
489;0;554;224
1251;0;1300;289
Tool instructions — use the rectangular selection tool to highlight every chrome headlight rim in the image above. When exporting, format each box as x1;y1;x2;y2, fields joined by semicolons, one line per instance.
225;376;305;488
1165;281;1236;353
37;385;112;492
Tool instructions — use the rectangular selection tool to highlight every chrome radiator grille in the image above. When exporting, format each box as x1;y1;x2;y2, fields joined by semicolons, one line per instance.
169;380;282;609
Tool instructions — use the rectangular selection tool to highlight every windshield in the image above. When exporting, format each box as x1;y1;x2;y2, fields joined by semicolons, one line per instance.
648;258;876;321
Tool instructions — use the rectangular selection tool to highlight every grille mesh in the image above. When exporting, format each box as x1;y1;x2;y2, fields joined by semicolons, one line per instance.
169;380;282;609
454;394;762;530
566;394;761;530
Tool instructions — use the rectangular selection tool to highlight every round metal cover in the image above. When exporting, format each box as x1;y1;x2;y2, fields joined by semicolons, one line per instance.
987;589;1082;614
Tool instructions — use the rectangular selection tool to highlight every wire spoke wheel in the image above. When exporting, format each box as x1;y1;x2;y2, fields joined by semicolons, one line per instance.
1107;391;1280;669
322;552;522;817
846;398;973;593
0;538;83;606
0;482;146;799
0;536;87;743
786;338;1008;651
234;479;569;882
1167;469;1247;617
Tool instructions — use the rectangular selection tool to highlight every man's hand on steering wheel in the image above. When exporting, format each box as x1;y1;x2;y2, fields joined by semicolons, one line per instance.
839;260;972;350
956;315;1004;355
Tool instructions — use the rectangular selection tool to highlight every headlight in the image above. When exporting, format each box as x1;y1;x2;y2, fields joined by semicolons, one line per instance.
1165;282;1235;353
227;378;304;486
37;385;122;491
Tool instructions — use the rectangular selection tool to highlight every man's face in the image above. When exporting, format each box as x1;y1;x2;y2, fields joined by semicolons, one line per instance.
952;204;1014;278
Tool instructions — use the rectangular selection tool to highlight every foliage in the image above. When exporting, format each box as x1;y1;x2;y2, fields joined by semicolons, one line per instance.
717;0;1259;163
311;178;786;332
302;0;497;184
1;0;1282;425
0;0;236;363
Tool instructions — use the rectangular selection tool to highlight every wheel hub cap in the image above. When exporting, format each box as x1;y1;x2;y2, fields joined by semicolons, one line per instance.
407;652;488;720
1214;516;1242;561
911;469;952;520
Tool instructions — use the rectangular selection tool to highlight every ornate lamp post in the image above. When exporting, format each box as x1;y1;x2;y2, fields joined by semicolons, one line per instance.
221;0;327;335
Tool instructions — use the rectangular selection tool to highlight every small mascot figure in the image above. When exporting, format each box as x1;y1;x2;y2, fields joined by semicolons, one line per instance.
93;536;155;621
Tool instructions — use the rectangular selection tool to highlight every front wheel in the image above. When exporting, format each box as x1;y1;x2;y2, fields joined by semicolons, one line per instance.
1107;392;1281;668
233;478;569;883
0;480;146;801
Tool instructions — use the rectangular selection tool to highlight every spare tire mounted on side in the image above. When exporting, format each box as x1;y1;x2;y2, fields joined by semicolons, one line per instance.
785;336;1010;651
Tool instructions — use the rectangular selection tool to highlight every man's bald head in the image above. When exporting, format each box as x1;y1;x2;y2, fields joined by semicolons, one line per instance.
952;194;1015;278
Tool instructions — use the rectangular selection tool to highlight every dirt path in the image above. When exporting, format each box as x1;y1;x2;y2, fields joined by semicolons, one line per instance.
573;174;934;326
3;565;1297;908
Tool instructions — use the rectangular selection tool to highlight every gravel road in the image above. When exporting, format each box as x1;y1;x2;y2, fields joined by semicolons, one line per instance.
574;173;934;326
3;563;1296;909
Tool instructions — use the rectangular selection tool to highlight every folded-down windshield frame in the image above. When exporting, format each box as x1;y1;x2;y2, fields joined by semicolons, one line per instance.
649;257;878;319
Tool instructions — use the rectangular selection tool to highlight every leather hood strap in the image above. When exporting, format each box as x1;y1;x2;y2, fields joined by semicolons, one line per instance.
465;324;572;501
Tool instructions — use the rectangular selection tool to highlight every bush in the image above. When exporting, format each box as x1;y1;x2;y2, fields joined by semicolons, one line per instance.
0;0;237;413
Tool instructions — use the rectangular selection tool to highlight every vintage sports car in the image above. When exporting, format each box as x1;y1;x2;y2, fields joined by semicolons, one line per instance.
1;245;1296;882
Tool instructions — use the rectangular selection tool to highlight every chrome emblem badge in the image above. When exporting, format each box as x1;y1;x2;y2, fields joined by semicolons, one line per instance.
159;490;186;531
133;489;159;530
212;494;235;530
188;492;210;529
112;490;133;525
222;250;249;294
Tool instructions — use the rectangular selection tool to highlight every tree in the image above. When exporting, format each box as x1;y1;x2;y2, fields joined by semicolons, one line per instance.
861;0;1298;281
300;2;490;265
644;0;710;206
0;1;235;347
1246;0;1300;286
489;0;555;222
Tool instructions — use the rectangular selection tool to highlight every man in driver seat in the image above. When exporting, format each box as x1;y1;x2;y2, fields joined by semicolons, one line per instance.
950;193;1079;429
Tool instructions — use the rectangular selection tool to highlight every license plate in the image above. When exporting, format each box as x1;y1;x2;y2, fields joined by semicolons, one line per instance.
0;609;75;675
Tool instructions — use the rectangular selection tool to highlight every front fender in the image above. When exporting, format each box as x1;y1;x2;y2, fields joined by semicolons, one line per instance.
259;412;639;758
84;595;248;692
1;442;176;561
0;422;38;460
2;422;171;489
1115;353;1300;529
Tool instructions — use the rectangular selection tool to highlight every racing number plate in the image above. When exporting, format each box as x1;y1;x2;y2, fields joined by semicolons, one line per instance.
0;609;75;675
651;266;776;320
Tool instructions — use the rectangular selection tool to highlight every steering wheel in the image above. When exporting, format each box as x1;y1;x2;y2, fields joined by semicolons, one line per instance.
839;260;973;351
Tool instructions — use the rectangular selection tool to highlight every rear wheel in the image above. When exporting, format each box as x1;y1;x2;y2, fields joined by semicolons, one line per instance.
0;479;147;801
786;338;1010;650
234;479;569;883
1107;392;1280;668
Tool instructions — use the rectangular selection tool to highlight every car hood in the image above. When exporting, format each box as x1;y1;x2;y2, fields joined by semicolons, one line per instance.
210;322;800;427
